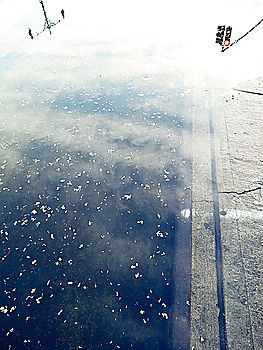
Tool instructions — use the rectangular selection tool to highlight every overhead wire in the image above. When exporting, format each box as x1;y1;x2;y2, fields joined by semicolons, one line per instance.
222;17;263;52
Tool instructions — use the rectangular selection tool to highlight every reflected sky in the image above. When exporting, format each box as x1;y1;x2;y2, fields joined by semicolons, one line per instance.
0;0;262;349
0;57;192;348
0;72;192;349
0;2;193;349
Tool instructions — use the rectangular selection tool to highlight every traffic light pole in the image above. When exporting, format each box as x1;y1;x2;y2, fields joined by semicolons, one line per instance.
222;17;263;52
28;0;64;39
40;0;53;34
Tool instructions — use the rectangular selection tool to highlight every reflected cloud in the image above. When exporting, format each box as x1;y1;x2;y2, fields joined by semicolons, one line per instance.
0;34;191;350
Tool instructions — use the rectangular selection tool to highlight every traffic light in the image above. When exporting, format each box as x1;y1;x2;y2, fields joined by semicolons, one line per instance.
224;26;232;46
216;25;225;45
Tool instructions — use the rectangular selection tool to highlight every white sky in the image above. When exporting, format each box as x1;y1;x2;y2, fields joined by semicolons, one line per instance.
0;0;263;86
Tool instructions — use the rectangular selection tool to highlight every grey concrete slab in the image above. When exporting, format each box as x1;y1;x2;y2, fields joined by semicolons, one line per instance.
224;298;254;350
251;310;263;350
191;78;262;349
190;201;220;350
192;101;213;202
213;80;263;349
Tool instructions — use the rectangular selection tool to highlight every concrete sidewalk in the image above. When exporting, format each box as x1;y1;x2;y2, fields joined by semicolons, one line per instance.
191;78;263;350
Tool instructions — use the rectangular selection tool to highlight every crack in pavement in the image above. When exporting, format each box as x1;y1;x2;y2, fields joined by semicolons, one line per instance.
219;186;261;195
233;88;263;96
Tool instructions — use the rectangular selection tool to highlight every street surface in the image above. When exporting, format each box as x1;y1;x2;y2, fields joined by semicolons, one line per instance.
191;78;263;350
1;1;263;349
